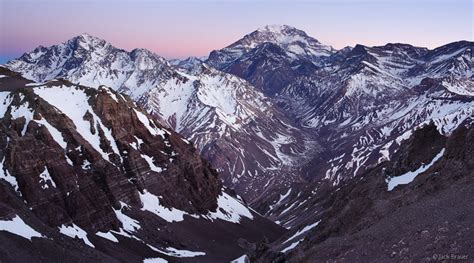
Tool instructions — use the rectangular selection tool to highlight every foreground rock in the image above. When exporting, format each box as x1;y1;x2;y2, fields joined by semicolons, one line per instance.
251;120;474;262
0;68;285;262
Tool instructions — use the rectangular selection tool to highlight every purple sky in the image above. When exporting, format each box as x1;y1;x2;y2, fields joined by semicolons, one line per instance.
0;0;472;63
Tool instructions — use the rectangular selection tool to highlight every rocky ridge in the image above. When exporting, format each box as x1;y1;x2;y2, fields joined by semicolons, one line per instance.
0;68;284;262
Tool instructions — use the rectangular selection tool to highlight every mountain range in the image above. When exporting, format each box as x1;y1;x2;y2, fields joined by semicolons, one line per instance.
1;25;473;262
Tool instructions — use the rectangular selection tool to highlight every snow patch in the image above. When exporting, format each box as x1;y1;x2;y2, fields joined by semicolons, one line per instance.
269;189;291;210
164;247;206;257
35;118;67;149
38;166;56;189
133;109;166;138
0;159;19;193
204;192;254;223
114;202;141;232
387;148;445;191
146;243;205;258
96;231;119;243
0;215;43;240
139;190;254;224
59;223;95;248
143;258;168;263
284;220;321;244
10;101;34;136
281;239;301;253
141;154;163;173
0;92;13;117
231;254;248;263
139;190;188;223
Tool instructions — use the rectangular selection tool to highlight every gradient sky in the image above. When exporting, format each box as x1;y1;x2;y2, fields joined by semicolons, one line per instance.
0;0;472;63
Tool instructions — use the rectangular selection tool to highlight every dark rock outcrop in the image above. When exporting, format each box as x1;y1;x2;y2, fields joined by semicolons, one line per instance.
252;120;474;262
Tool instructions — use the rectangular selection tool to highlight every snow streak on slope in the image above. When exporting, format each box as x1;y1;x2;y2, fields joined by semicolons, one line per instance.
387;148;445;191
59;223;95;247
34;86;121;162
0;215;44;240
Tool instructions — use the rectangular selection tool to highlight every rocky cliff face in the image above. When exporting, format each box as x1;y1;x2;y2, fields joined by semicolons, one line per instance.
0;68;285;262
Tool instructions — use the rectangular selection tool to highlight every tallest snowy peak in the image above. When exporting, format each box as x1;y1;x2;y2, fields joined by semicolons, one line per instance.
206;25;336;69
250;24;316;44
257;24;298;33
228;24;331;52
218;24;334;62
255;24;311;39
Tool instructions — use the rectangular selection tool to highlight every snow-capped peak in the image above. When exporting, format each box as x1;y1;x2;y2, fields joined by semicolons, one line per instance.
5;34;173;93
255;24;316;42
206;25;336;69
257;24;299;33
238;24;322;49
